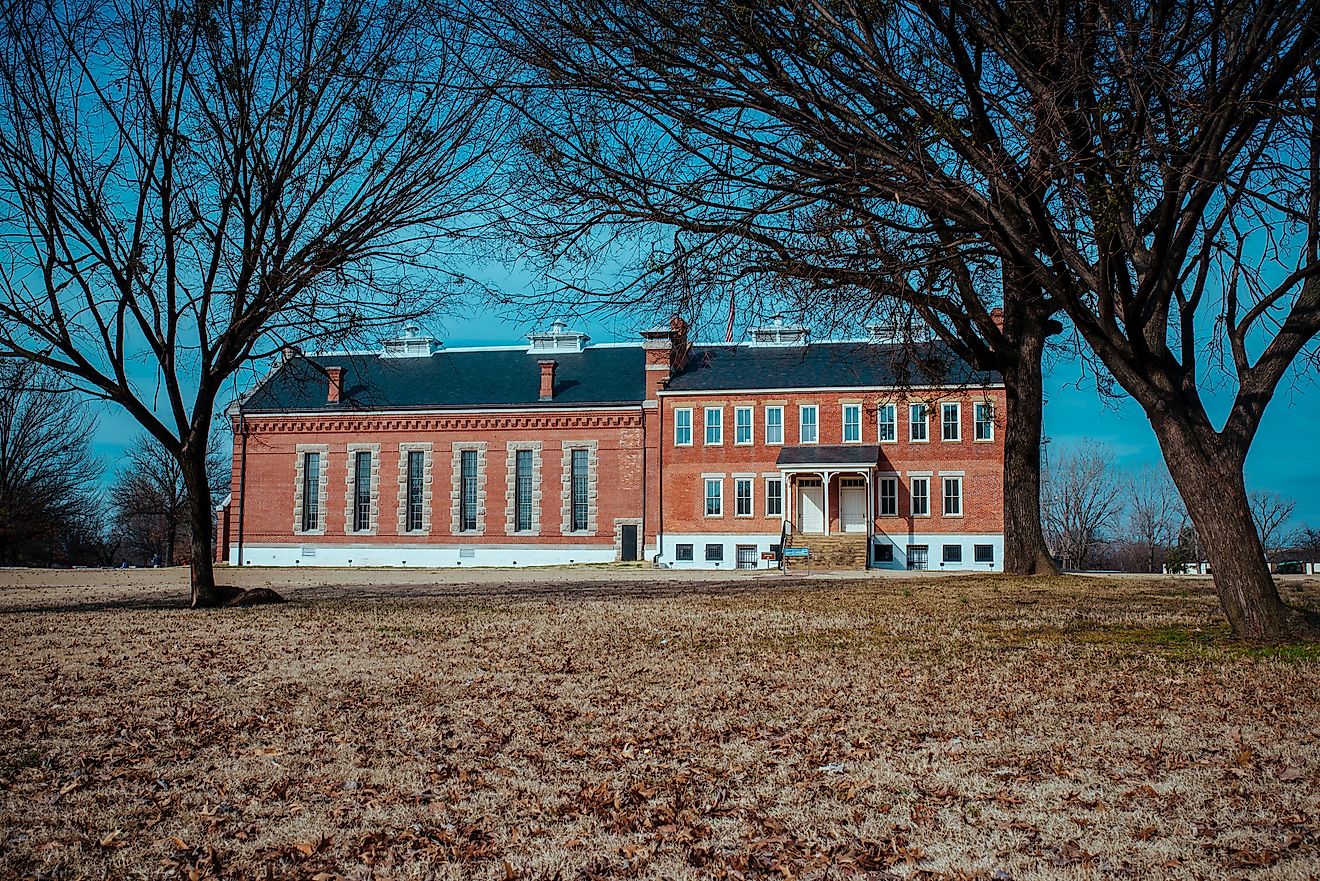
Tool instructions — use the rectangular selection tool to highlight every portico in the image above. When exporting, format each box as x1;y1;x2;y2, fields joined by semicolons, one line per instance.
776;445;882;538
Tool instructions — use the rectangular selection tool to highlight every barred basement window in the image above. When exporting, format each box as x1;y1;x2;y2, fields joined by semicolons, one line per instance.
460;449;478;531
675;543;694;561
943;544;963;564
515;449;534;532
873;542;894;563
353;450;372;532
570;448;589;531
974;544;995;563
301;451;320;531
705;543;724;562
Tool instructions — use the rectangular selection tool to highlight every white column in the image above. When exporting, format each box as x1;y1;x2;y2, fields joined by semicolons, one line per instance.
822;470;832;536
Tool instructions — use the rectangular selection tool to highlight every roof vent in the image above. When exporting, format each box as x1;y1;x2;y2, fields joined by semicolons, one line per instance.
382;323;441;358
527;319;589;353
749;314;809;347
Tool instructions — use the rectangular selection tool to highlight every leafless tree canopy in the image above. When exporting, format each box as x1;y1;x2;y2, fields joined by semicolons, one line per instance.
1250;491;1298;555
0;0;507;603
0;359;100;563
1126;467;1186;574
1042;441;1125;570
110;433;226;566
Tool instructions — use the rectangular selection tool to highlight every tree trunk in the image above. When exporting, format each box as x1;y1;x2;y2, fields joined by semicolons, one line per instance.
180;444;221;608
1000;321;1059;576
1155;414;1316;641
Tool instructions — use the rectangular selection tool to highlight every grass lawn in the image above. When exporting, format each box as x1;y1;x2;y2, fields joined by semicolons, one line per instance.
1;569;1318;880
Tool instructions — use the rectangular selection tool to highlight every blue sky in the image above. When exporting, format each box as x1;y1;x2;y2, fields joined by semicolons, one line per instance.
86;292;1320;530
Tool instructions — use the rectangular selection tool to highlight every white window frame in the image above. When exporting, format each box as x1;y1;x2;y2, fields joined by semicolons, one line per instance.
799;404;819;444
765;406;784;445
704;477;723;516
909;403;929;442
974;401;995;442
674;408;693;446
734;406;754;445
842;404;861;443
877;403;897;443
942;402;961;442
704;407;723;446
879;477;898;517
734;477;754;517
943;476;963;517
910;476;930;516
765;477;783;517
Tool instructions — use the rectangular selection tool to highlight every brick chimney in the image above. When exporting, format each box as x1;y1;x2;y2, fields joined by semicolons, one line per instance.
640;316;692;396
538;359;557;401
326;366;344;403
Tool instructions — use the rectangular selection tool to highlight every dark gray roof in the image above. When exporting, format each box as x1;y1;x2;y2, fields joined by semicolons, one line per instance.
665;341;999;392
777;445;882;467
241;346;646;413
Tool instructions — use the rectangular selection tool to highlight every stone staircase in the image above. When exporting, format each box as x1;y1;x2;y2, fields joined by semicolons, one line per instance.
784;532;869;570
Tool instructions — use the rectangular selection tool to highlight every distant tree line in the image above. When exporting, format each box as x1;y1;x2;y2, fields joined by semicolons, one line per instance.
1043;440;1313;573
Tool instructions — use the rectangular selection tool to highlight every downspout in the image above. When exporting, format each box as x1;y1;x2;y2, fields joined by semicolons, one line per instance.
656;395;664;563
235;410;248;567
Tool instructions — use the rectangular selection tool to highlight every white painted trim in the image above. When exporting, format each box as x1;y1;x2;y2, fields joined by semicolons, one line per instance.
658;382;1004;397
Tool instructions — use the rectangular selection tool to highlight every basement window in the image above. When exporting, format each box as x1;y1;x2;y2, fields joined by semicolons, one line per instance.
675;544;694;561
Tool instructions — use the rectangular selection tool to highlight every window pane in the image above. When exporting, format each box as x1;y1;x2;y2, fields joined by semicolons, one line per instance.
735;407;753;444
515;449;533;532
843;405;860;442
705;408;722;445
735;478;752;515
675;409;692;445
911;478;929;516
766;478;783;516
705;543;724;561
460;449;478;531
354;451;372;532
571;449;588;531
880;478;897;516
943;477;961;516
974;543;994;563
765;407;783;444
705;478;722;515
942;403;960;441
800;406;818;443
878;404;896;442
407;451;424;532
910;404;927;441
975;403;994;441
943;543;962;563
676;543;694;561
301;452;320;531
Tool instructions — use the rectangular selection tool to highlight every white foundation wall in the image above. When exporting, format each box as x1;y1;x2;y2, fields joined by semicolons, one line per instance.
870;532;1004;572
656;533;783;570
230;543;617;568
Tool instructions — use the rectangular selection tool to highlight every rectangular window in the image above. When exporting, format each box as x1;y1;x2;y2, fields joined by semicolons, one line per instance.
765;406;784;444
674;408;693;446
974;543;995;564
301;451;320;531
910;477;929;516
514;449;533;532
842;404;861;443
878;404;897;443
459;449;478;531
406;450;424;532
974;402;995;442
943;543;963;564
943;476;962;516
705;543;724;562
799;405;818;444
765;478;783;517
735;478;753;516
675;543;694;561
704;407;723;445
735;406;754;445
907;544;929;570
909;403;928;442
942;402;961;441
353;451;372;532
879;477;898;516
570;448;589;531
704;478;723;516
873;542;894;563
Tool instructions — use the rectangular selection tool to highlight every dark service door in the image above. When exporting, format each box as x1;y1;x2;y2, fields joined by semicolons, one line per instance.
620;524;639;561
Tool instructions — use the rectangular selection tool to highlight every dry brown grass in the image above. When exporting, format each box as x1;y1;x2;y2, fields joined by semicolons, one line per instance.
1;568;1318;880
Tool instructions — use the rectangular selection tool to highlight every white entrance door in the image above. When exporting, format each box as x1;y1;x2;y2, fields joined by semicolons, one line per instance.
840;484;867;533
797;480;824;533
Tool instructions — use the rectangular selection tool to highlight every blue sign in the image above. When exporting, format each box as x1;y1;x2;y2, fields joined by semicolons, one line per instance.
783;547;811;558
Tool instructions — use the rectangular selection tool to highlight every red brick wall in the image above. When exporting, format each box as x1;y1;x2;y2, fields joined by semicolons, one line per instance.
227;410;646;549
658;389;1006;536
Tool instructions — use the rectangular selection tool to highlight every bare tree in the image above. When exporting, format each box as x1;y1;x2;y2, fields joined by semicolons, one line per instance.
0;360;100;564
1042;442;1124;571
1250;491;1298;556
477;0;1320;639
0;0;506;604
473;0;1064;576
111;433;224;566
1126;468;1186;574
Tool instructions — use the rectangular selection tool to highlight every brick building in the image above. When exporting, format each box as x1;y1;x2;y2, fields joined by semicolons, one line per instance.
218;318;1006;570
